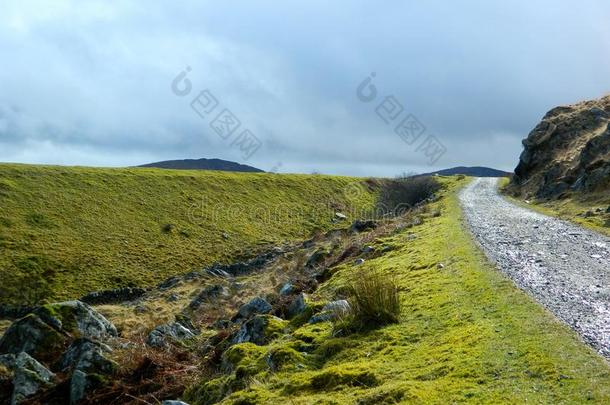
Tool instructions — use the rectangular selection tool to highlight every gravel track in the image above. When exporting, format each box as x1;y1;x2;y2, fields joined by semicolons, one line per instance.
459;177;610;357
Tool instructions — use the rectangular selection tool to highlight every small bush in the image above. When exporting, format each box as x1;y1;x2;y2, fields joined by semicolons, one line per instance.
338;269;400;333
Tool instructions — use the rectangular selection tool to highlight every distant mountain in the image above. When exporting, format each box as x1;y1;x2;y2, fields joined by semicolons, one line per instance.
138;158;264;173
419;166;511;177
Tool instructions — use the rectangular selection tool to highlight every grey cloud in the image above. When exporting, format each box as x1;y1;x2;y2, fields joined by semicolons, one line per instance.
1;1;610;175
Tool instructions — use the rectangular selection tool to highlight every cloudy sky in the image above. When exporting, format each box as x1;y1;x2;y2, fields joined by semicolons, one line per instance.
1;1;610;176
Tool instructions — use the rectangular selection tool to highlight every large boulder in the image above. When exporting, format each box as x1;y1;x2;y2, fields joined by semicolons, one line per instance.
58;338;117;374
0;301;117;363
232;315;287;346
6;352;56;404
0;314;67;363
34;301;117;339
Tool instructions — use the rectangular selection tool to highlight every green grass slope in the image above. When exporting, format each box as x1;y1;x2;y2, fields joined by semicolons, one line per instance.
189;177;610;404
0;164;376;305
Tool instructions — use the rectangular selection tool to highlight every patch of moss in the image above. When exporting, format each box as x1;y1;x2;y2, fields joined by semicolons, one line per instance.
185;375;238;405
284;365;380;393
291;322;332;346
222;343;267;375
36;302;79;333
266;345;307;372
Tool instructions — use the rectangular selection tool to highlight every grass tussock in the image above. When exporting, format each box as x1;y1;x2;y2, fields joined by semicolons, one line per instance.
337;269;400;333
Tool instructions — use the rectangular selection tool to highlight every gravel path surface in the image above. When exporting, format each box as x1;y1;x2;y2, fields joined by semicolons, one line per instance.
459;177;610;357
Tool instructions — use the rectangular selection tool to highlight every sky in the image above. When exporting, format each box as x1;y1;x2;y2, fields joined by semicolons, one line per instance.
1;1;610;176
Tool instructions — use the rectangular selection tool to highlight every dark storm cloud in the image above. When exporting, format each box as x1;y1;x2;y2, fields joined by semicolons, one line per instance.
1;0;610;175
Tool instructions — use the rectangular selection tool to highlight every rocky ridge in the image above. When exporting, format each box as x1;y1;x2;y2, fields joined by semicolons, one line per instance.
510;94;610;199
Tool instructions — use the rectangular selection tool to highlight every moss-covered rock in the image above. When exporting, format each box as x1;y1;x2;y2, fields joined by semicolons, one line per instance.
232;315;287;346
34;301;117;339
0;301;117;365
0;314;68;363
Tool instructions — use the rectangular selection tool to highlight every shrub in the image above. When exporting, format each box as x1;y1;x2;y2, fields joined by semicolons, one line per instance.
338;269;400;333
378;175;440;216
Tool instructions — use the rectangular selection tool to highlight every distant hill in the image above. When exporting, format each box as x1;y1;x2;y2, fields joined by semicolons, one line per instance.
138;158;264;173
419;166;511;177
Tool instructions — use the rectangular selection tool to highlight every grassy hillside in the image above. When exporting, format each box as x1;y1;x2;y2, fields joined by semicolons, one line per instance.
186;177;610;404
0;164;376;305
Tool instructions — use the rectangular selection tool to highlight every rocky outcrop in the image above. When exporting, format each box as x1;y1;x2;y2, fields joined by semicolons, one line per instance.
0;301;118;403
510;95;610;199
0;301;117;363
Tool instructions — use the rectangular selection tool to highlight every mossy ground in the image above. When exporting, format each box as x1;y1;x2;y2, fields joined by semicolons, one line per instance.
188;177;610;404
0;163;376;304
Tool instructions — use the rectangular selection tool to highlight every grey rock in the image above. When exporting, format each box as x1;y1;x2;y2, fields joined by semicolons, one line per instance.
279;283;295;296
58;338;117;374
69;369;105;405
0;301;116;363
0;314;66;361
11;352;56;404
334;212;347;221
162;401;190;405
158;276;181;290
35;301;117;340
309;300;351;324
69;370;87;405
287;293;308;318
232;315;285;346
308;312;334;324
232;297;272;321
354;258;365;266
134;305;148;314
146;322;196;348
322;300;351;314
